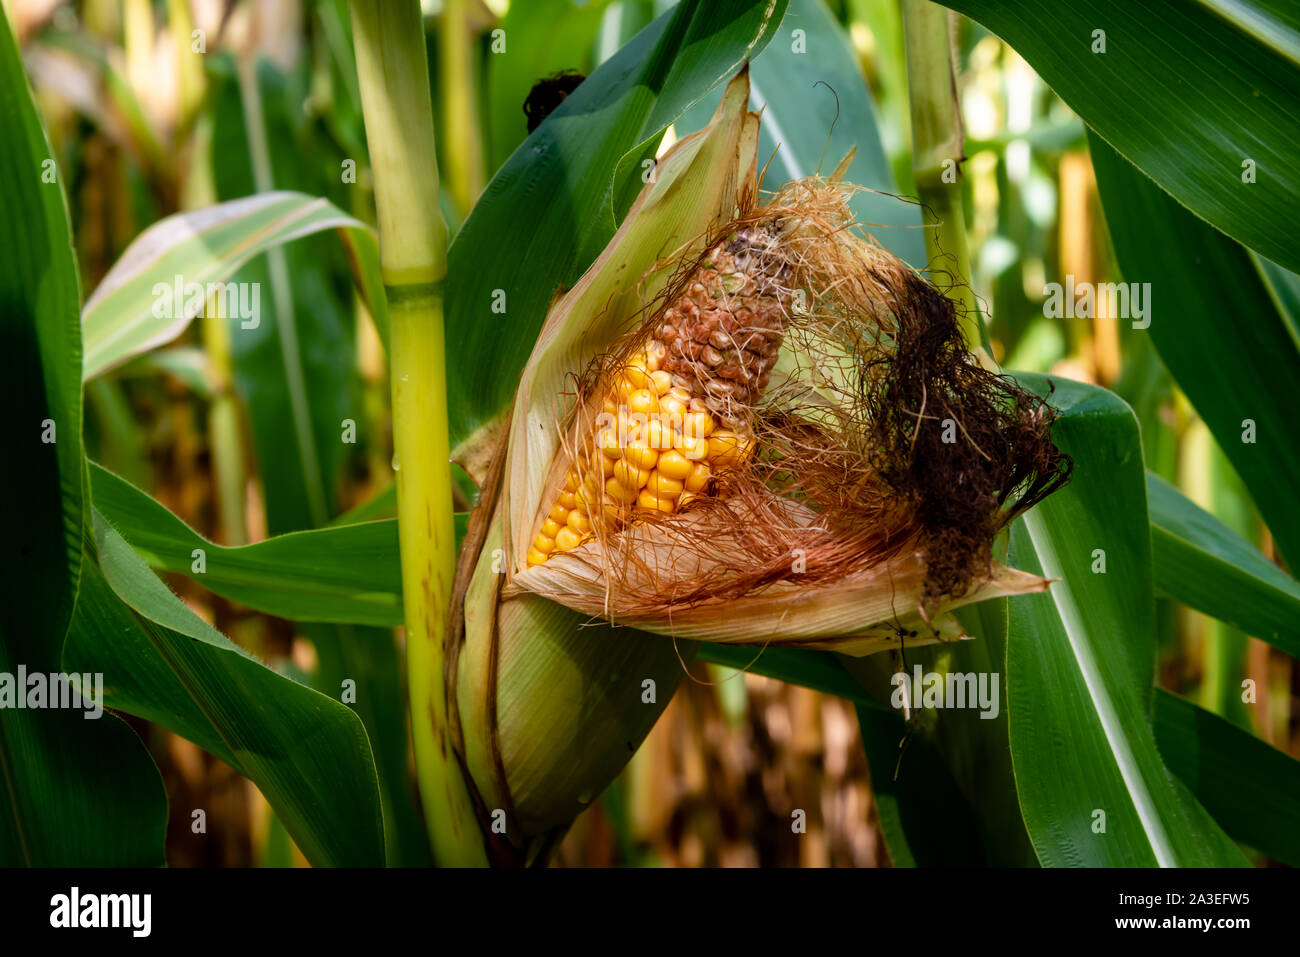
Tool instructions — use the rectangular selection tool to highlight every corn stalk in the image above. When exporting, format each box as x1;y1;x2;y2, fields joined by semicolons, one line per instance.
348;0;487;866
901;0;986;356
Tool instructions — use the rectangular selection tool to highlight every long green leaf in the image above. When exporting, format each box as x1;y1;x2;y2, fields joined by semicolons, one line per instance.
91;462;403;627
1148;471;1300;658
0;5;167;865
1090;133;1300;567
81;190;384;380
65;516;386;867
1008;374;1246;866
445;0;789;448
942;0;1300;273
1153;688;1300;866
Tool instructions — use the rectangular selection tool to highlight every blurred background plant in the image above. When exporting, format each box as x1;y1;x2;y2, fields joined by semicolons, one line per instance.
6;0;1295;866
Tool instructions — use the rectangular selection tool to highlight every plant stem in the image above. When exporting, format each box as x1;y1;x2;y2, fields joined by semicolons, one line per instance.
349;0;487;866
438;0;484;220
901;0;988;357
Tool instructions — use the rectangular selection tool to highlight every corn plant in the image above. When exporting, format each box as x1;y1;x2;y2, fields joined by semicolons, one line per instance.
2;0;1297;868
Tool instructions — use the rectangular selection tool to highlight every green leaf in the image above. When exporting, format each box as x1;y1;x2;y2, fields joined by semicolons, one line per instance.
0;4;166;865
1153;688;1300;866
65;516;386;867
91;462;403;627
1148;471;1300;658
1007;374;1247;866
81;190;384;380
855;704;986;867
445;0;789;448
1091;133;1300;567
675;0;925;267
696;643;885;709
485;0;612;173
306;622;430;866
942;0;1300;273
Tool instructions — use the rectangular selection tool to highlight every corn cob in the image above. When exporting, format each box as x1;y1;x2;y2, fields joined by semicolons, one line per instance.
527;224;792;565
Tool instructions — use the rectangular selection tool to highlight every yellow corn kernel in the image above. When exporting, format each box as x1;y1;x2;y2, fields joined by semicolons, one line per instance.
626;387;658;416
637;489;676;513
557;491;575;510
647;471;684;497
678;433;708;461
642;418;675;451
613;459;650;491
683;410;714;440
534;533;556;554
548;503;568;524
567;509;591;534
541;518;563;539
599;426;624;459
563;472;577;492
619;365;654;398
707;429;752;468
684;461;712;493
623;439;658;471
658;393;688;419
656;449;693;481
606;478;639;504
650;370;673;396
646;340;666;371
527;548;550;566
555;527;583;551
600;496;624;523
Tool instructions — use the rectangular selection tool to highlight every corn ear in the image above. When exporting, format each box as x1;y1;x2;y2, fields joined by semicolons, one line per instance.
449;65;1066;860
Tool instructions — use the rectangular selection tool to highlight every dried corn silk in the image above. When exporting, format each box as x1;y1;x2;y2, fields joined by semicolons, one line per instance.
515;176;1070;631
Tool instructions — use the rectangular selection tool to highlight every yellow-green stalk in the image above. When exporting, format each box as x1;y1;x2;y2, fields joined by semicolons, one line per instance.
901;0;987;357
438;0;485;220
349;0;487;866
166;0;205;139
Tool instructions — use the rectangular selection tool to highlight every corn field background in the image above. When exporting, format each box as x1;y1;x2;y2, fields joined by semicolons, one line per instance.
2;0;1298;870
